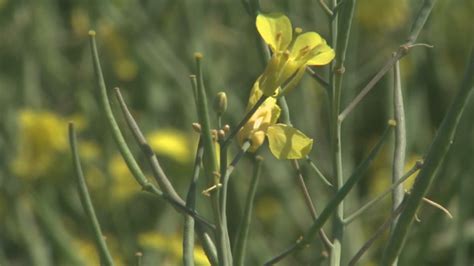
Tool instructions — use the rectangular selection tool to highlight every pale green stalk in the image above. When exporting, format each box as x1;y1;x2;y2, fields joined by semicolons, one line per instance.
88;31;156;193
329;0;356;264
305;156;333;187
183;138;204;266
343;162;422;225
193;55;230;266
113;88;217;264
348;201;407;266
233;155;263;266
391;60;406;265
278;95;333;253
339;0;437;122
381;42;474;266
68;123;114;266
265;123;393;265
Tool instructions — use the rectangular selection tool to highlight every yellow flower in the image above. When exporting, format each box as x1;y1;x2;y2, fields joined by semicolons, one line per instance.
147;129;194;164
138;231;210;266
237;83;313;159
108;154;141;201
11;109;68;179
256;13;335;96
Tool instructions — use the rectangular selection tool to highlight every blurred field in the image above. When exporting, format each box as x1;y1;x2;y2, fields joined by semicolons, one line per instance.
0;0;473;265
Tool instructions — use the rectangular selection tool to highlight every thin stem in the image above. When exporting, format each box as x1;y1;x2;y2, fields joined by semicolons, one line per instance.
305;156;333;187
88;31;153;191
339;53;400;122
306;67;330;90
420;196;453;219
222;96;267;149
68;123;114;266
291;160;333;251
391;59;406;256
343;161;422;225
382;42;474;266
265;123;393;265
113;88;181;201
277;96;333;253
192;54;228;266
113;88;215;231
348;201;407;266
319;0;334;17
220;142;251;224
339;0;437;121
329;0;356;264
184;138;204;266
233;155;263;266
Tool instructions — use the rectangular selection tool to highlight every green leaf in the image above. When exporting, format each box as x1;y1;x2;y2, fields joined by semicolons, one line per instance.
266;124;313;159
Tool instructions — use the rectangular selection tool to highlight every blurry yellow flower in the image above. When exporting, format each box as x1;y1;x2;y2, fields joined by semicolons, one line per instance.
402;155;422;190
138;231;210;266
11;110;68;179
357;0;408;32
73;238;125;266
108;155;140;201
114;57;138;81
147;129;194;164
70;8;90;37
369;154;422;198
256;13;335;96
79;140;100;161
237;84;313;159
255;196;282;223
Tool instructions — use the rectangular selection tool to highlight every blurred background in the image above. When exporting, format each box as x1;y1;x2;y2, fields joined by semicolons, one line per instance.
0;0;473;265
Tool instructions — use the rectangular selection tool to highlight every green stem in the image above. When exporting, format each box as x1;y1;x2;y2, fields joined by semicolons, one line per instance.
68;123;114;266
222;95;266;149
265;123;393;265
88;31;152;190
90;31;206;226
291;159;333;251
339;0;437;122
233;156;263;266
329;0;356;264
277;96;333;253
305;156;333;187
113;88;215;231
193;55;228;266
381;42;474;266
348;200;407;266
391;60;406;254
343;161;422;225
183;138;204;266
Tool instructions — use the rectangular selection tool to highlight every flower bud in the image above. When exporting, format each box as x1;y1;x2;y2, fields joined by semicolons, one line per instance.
213;92;227;115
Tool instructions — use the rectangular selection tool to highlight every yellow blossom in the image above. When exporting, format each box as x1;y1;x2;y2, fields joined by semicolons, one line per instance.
256;13;335;96
237;83;313;159
108;154;141;201
11;110;68;179
138;231;210;265
147;129;194;164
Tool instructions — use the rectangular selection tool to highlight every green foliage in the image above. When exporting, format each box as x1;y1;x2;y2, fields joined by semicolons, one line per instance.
0;0;473;265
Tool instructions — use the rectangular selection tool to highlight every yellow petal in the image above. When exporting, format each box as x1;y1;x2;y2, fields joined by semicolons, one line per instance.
290;32;323;57
280;66;306;96
266;124;313;159
247;78;264;110
256;13;292;52
306;43;335;66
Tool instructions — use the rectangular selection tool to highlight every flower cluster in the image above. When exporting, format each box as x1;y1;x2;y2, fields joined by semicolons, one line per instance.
237;13;334;159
